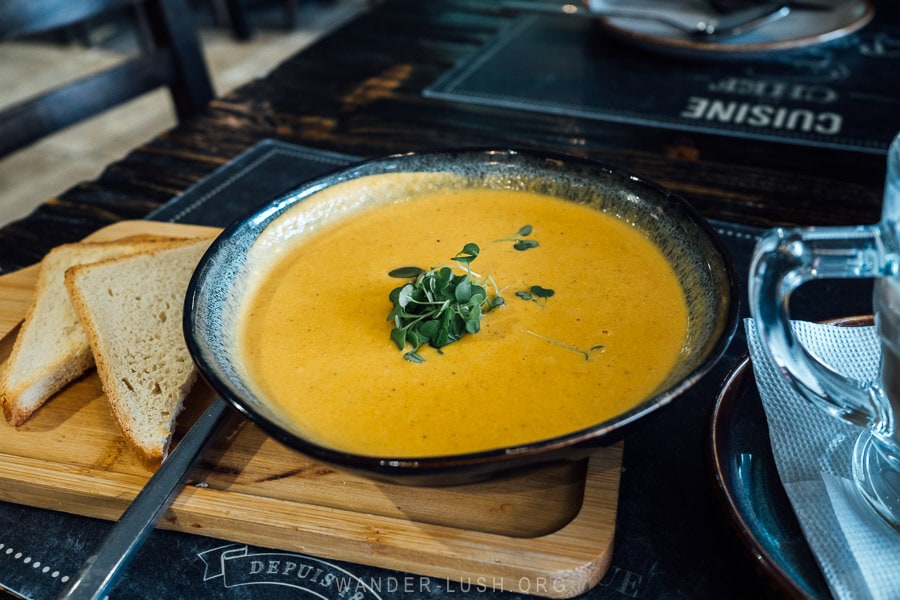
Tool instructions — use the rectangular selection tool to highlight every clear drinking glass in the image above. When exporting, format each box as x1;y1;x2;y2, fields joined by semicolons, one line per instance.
749;132;900;529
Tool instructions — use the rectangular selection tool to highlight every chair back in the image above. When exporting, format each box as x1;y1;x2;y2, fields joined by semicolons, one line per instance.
0;0;214;158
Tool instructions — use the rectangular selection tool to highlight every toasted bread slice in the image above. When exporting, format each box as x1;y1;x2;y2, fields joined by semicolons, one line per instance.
64;237;213;466
1;236;184;426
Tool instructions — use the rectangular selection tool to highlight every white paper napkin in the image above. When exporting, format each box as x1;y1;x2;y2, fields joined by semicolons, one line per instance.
745;319;900;600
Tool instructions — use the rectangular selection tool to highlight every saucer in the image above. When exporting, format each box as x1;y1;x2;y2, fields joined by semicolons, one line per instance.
595;0;875;58
709;355;831;598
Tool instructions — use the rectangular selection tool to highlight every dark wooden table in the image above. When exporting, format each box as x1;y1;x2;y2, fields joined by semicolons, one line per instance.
0;1;896;598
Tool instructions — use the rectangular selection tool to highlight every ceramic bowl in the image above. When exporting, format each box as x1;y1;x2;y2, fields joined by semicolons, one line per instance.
184;148;739;485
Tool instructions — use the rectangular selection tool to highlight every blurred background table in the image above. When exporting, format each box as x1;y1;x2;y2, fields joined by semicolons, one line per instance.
1;1;898;598
0;0;893;269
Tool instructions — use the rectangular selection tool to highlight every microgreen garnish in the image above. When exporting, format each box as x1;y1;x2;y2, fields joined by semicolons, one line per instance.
388;266;424;279
387;244;503;362
524;330;606;361
515;285;556;306
496;225;539;251
513;239;539;251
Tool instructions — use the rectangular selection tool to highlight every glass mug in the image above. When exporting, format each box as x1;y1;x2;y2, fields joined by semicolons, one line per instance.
750;132;900;529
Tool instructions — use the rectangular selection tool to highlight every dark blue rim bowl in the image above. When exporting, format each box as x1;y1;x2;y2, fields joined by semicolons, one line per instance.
184;148;740;485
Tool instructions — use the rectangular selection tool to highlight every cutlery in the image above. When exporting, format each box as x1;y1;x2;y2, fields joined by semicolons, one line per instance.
503;1;792;40
57;398;232;600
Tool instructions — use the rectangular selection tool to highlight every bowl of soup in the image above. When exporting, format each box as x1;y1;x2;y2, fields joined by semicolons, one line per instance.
184;148;739;485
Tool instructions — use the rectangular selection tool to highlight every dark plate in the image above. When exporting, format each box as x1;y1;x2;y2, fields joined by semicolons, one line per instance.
710;316;874;597
710;354;832;599
595;0;875;59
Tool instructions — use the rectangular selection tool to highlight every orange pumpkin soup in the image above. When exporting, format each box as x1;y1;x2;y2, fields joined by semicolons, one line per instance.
238;186;688;457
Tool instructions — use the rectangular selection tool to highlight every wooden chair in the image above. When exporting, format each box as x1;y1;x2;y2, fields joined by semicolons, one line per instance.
0;0;215;159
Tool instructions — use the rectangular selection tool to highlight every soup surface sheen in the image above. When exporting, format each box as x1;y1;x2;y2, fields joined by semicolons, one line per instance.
239;187;688;457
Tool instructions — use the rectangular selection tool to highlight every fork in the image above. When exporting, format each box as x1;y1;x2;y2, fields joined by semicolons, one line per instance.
503;1;792;40
709;0;831;13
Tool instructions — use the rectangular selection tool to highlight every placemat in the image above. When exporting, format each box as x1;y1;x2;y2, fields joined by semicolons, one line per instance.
424;8;900;154
0;139;873;599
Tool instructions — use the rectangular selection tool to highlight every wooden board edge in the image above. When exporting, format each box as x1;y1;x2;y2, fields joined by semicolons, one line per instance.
0;447;620;599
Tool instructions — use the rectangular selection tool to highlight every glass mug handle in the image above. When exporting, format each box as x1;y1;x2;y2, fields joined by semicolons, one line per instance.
749;224;896;434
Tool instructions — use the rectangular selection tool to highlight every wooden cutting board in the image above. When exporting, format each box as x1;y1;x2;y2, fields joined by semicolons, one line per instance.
0;221;622;599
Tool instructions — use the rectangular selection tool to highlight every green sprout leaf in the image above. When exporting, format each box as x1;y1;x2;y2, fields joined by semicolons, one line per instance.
404;351;426;364
496;225;539;251
388;266;424;278
513;239;539;251
516;285;555;307
530;285;555;299
453;243;480;265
